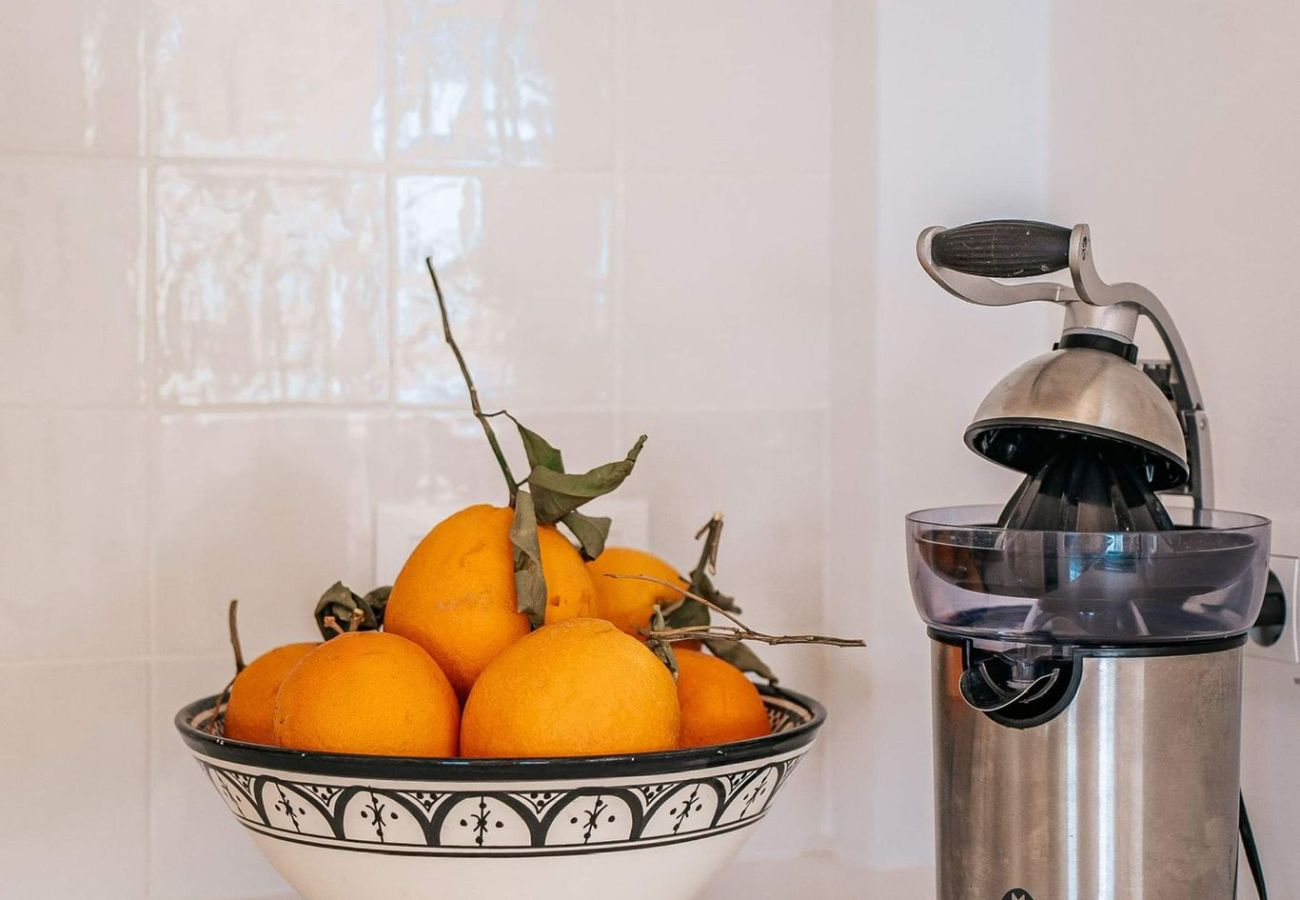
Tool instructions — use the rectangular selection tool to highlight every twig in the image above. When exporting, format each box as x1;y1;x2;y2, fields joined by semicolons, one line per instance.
209;677;235;735
227;599;246;674
606;573;865;649
425;257;518;505
322;615;345;636
648;625;866;648
611;573;748;630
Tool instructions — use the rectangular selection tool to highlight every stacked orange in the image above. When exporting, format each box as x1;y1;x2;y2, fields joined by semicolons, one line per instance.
221;520;770;758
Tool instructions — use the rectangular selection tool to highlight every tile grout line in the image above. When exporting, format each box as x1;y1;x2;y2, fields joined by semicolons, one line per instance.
381;0;398;587
0;653;232;669
0;149;830;180
610;0;628;451
0;401;833;416
139;2;161;893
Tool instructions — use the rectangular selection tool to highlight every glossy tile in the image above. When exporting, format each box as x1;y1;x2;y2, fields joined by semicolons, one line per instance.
391;0;613;168
622;175;831;409
624;0;832;174
382;408;616;503
0;662;148;897
0;0;142;154
150;0;384;160
152;413;384;657
0;411;150;661
150;657;289;899
0;160;144;406
155;166;388;405
394;173;613;408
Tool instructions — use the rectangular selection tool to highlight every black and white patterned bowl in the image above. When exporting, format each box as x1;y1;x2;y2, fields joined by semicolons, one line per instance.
175;686;825;900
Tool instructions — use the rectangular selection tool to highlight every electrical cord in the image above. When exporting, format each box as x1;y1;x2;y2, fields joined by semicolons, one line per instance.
1240;792;1267;899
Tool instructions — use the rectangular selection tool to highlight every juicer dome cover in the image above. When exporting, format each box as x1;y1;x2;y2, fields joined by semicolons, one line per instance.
966;347;1189;491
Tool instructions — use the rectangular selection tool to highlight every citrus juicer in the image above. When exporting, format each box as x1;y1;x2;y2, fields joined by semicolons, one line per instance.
908;220;1272;899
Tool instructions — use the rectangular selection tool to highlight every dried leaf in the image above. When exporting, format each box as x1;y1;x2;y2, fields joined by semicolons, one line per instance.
513;418;565;473
705;637;778;684
526;435;647;525
510;490;548;629
663;595;710;630
362;586;391;625
648;606;678;678
689;568;740;613
561;510;612;561
313;581;388;641
687;515;739;612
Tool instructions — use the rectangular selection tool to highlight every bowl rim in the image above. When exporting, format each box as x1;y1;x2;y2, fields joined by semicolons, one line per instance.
175;684;826;781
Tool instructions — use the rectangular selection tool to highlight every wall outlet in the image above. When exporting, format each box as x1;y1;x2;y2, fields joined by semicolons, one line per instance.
1246;554;1300;665
374;497;651;584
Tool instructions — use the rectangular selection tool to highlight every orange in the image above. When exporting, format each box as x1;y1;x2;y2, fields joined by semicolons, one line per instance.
586;546;689;637
223;642;318;745
385;504;597;701
272;631;459;757
674;648;770;749
461;617;680;758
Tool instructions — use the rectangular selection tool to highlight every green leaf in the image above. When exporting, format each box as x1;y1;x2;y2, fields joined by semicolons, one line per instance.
510;490;548;629
513;418;565;473
527;434;647;525
704;638;777;684
561;510;612;561
313;581;388;640
648;606;678;678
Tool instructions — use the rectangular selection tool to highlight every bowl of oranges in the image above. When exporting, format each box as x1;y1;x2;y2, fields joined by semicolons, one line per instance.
175;529;828;900
174;264;851;899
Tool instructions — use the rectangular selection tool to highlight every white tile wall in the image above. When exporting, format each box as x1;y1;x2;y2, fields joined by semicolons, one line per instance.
393;172;614;407
623;0;831;175
0;1;836;897
149;0;385;161
391;0;615;168
154;166;389;404
0;0;143;155
622;174;831;409
2;410;151;660
0;160;145;405
0;662;150;897
152;413;385;658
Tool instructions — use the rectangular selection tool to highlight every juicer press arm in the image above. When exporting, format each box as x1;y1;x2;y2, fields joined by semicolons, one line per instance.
916;220;1214;510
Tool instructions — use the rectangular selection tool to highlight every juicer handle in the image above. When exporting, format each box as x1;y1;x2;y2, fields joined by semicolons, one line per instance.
929;220;1072;278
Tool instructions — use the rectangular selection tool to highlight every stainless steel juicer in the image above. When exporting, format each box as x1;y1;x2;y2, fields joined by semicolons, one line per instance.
909;220;1272;899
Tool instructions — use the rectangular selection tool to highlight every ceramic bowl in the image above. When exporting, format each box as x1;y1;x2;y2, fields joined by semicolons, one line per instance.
175;686;825;900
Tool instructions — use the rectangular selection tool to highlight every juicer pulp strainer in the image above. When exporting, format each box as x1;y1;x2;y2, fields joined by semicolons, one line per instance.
910;220;1271;899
